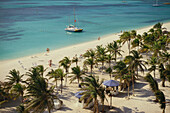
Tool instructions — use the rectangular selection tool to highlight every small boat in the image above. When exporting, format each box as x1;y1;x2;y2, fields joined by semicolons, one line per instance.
65;8;83;32
65;25;83;32
153;0;160;7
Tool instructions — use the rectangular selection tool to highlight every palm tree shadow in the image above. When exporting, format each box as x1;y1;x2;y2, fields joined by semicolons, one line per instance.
84;105;123;113
99;105;123;113
56;105;73;111
58;91;75;100
0;98;20;108
120;106;145;113
113;91;129;98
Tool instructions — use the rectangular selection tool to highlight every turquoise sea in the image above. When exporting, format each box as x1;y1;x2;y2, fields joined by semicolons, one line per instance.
0;0;170;60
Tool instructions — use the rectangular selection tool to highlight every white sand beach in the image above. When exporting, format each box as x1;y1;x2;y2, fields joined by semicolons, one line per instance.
0;23;170;113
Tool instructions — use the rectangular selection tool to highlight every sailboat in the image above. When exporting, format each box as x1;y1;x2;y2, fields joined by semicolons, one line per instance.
153;0;160;7
65;8;83;32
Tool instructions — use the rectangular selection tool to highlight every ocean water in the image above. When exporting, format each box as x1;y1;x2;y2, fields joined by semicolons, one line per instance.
0;0;170;60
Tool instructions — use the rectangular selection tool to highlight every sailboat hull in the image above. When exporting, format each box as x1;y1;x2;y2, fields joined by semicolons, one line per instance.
65;28;83;32
152;4;160;7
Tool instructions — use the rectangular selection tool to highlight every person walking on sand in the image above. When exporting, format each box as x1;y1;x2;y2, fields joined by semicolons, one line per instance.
98;37;100;40
46;48;50;53
49;60;52;67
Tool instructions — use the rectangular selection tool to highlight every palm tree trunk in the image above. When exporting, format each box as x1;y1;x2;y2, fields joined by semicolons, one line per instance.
128;41;130;55
56;80;58;88
61;79;63;94
154;70;155;78
21;93;23;103
102;62;104;71
162;79;165;87
94;100;96;113
128;82;130;98
91;65;93;75
77;77;79;84
110;96;112;108
115;53;117;62
132;74;134;96
110;73;111;79
102;101;104;113
47;104;51;113
65;69;68;86
137;67;138;78
96;99;99;113
120;78;123;91
109;60;111;68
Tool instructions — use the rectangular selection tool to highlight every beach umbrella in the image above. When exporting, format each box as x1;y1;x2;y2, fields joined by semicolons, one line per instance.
74;91;84;99
103;80;119;87
103;80;119;108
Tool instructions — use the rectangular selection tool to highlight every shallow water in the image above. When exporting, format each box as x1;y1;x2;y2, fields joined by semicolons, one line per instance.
0;0;170;60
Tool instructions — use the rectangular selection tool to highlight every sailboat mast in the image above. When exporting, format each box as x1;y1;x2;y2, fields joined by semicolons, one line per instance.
74;8;76;27
68;16;70;26
156;0;158;4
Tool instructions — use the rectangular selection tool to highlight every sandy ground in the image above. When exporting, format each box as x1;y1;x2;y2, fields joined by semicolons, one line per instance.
0;22;170;113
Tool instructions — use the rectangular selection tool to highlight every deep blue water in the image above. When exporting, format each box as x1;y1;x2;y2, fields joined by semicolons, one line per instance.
0;0;170;60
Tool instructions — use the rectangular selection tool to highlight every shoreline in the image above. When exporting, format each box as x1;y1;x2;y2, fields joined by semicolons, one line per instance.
1;21;170;62
0;22;170;82
0;21;170;63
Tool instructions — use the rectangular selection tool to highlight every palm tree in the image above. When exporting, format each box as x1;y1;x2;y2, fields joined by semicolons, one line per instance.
25;66;47;85
105;54;114;68
155;90;166;113
150;41;162;57
96;45;106;57
159;63;170;87
153;22;163;29
122;74;131;98
148;56;158;78
148;28;154;34
145;73;166;113
160;51;170;65
35;65;47;77
131;38;139;50
96;55;106;71
10;83;26;103
139;44;150;54
113;61;128;90
25;76;59;113
99;85;107;113
106;67;113;79
84;58;95;74
16;104;29;113
72;55;79;66
124;50;147;76
54;68;65;94
47;69;60;88
70;66;84;85
144;73;159;101
131;30;137;38
159;63;166;87
80;75;105;113
124;50;147;95
59;57;71;86
112;41;124;62
83;49;95;59
0;82;11;105
6;69;23;86
120;31;132;55
107;42;114;55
